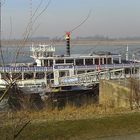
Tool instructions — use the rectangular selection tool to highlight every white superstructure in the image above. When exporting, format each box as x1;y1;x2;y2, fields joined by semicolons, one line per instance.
0;44;139;93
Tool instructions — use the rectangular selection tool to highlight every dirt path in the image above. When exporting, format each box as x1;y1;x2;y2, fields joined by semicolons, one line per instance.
95;133;140;140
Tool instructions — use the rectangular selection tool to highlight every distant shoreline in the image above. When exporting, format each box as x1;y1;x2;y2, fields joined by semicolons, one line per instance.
2;39;140;47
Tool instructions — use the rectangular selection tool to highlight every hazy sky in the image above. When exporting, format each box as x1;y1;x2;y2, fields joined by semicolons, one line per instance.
2;0;140;39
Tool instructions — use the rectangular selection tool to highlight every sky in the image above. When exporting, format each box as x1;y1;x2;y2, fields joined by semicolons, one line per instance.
2;0;140;39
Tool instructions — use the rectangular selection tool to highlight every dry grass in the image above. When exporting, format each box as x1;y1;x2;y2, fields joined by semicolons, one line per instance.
1;109;140;140
1;105;140;140
1;104;132;126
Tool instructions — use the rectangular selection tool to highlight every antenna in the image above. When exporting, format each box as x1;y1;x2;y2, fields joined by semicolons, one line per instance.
126;44;129;61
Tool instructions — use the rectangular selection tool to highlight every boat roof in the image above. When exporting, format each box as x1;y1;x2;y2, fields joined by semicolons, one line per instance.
37;53;121;60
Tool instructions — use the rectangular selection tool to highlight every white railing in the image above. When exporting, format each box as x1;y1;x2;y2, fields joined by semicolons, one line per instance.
30;44;55;52
0;63;140;72
57;68;136;87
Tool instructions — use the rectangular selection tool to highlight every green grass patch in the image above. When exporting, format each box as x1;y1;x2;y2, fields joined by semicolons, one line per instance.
1;112;140;140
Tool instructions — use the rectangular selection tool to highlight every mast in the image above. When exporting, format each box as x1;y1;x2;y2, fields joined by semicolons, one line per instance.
126;45;129;61
65;32;70;56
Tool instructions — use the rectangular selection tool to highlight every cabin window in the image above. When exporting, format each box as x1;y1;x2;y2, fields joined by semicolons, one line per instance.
125;68;131;74
85;59;93;65
36;72;45;79
24;73;34;79
44;60;48;66
59;71;69;77
47;72;54;84
1;73;10;80
95;58;99;65
12;73;22;80
75;59;84;66
87;70;94;73
104;58;107;64
49;60;53;66
107;58;111;64
56;59;64;64
47;72;54;79
66;59;74;64
59;71;66;77
113;58;119;64
77;71;85;74
100;58;103;64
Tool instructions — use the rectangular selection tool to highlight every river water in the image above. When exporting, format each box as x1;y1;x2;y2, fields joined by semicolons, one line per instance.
0;44;140;64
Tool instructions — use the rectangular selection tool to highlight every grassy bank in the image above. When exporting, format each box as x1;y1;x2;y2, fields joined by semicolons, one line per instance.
1;112;140;140
1;105;140;140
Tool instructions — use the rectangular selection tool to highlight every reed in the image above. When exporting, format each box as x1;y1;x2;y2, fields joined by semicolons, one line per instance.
1;104;132;125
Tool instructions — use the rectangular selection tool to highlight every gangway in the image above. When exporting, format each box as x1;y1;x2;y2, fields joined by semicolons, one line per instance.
56;68;136;87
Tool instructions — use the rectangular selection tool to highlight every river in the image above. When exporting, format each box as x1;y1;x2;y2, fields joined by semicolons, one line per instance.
1;44;140;64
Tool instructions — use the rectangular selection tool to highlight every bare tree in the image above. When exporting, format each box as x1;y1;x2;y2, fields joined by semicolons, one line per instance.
0;1;52;139
129;78;140;110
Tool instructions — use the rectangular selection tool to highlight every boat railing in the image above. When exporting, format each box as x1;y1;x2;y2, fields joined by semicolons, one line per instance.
30;44;55;52
0;63;140;72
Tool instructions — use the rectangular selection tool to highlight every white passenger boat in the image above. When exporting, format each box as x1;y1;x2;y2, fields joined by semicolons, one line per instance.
0;33;139;94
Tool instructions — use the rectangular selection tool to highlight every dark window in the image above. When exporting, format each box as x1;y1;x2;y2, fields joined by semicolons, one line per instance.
47;72;54;79
49;60;53;66
100;58;103;64
44;60;48;66
36;72;45;79
77;71;85;74
56;59;64;64
66;59;74;64
59;71;66;77
104;58;107;64
125;68;131;74
107;58;111;64
87;70;94;73
75;59;84;66
86;59;93;65
1;73;10;80
95;58;99;65
59;71;69;77
12;73;22;80
24;73;34;79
